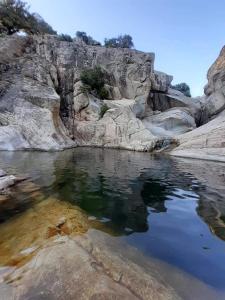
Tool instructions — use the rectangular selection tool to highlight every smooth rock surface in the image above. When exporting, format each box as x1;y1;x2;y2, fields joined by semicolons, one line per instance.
171;104;225;162
1;231;181;300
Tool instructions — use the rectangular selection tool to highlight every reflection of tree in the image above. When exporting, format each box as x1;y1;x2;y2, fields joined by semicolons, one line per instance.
141;179;168;213
50;148;225;240
52;167;149;234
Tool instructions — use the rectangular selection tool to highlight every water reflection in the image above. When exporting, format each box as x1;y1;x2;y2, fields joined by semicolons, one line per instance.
0;149;225;238
1;149;225;289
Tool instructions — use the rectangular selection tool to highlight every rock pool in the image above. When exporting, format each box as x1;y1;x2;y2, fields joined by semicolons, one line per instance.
0;148;225;299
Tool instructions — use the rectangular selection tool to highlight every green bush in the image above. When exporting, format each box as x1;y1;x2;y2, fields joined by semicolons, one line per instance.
80;66;109;99
58;34;73;42
104;34;134;48
98;87;109;100
171;82;191;97
76;31;101;46
99;104;109;118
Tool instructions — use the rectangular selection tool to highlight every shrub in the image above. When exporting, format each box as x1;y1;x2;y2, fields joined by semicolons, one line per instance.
99;104;109;118
58;34;73;42
171;82;191;97
98;87;109;99
0;0;56;35
76;31;101;46
80;66;109;99
104;34;134;48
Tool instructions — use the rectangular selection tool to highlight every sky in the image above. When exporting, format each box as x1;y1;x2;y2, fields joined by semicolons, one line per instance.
27;0;225;97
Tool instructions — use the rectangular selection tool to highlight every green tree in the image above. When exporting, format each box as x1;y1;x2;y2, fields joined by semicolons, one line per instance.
75;31;101;46
0;0;56;35
171;82;191;97
104;34;134;48
80;66;109;99
58;33;73;42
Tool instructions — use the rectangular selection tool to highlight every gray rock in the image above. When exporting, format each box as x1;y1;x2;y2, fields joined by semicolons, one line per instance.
143;108;196;137
204;46;225;118
0;34;175;152
1;230;181;300
0;170;6;177
0;175;16;190
170;45;225;162
1;34;225;160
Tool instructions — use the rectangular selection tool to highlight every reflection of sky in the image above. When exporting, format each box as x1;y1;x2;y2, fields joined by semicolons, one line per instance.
126;189;225;290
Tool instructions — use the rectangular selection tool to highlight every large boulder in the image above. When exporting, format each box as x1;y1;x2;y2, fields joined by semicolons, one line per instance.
170;110;225;162
170;45;225;162
0;35;75;151
142;108;196;137
74;105;160;151
204;46;225;117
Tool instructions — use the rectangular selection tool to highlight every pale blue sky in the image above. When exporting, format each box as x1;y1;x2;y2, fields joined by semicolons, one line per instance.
27;0;225;97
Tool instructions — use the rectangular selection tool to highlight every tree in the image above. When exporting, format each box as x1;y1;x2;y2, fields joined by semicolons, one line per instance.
58;33;73;42
0;0;56;35
104;34;134;48
104;37;118;48
75;31;101;46
76;31;89;43
31;13;56;35
118;34;134;48
80;66;109;99
171;82;191;97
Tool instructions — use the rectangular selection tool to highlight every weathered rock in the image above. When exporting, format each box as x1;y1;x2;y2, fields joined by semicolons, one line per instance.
0;35;75;151
0;34;176;151
204;46;225;117
74;105;161;151
1;232;181;300
170;110;225;161
143;107;196;137
0;170;6;177
170;45;225;162
0;175;16;191
1;34;225;159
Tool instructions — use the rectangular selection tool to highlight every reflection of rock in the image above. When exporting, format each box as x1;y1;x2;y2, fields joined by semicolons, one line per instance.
0;175;43;223
1;149;225;242
173;157;225;241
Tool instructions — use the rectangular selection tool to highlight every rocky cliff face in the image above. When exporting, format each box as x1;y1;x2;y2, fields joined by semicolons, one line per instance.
0;34;200;152
1;33;223;158
171;47;225;162
0;35;75;150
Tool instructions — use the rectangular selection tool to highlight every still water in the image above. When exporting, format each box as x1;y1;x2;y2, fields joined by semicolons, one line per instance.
0;148;225;293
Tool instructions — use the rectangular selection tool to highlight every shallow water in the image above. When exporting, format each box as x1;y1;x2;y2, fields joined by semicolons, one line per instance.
0;148;225;294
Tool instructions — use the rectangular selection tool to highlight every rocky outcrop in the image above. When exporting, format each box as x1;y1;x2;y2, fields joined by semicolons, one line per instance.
204;46;225;118
0;35;75;151
171;46;225;162
1;34;225;159
0;34;199;152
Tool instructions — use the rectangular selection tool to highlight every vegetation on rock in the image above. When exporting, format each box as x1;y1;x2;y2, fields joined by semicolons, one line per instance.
104;34;134;48
99;104;109;118
76;31;101;46
80;66;109;99
58;34;73;42
0;0;56;35
171;82;191;97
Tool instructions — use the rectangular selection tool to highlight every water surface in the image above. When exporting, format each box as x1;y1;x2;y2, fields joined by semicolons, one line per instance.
0;148;225;293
